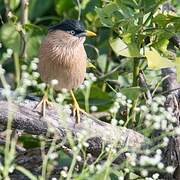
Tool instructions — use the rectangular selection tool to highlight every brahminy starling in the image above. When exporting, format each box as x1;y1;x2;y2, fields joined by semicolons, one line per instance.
35;19;96;123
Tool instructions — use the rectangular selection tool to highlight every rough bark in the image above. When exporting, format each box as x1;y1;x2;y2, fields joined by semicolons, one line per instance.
0;88;146;179
161;34;180;180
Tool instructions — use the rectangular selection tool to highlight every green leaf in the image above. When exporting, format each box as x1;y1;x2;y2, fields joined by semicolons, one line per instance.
120;87;142;100
96;3;118;27
145;48;175;69
97;54;107;73
89;86;114;111
91;169;111;180
87;60;96;69
0;23;21;53
140;0;167;13
29;0;53;20
78;86;114;111
175;57;180;82
109;38;140;57
26;35;42;58
153;14;180;28
9;0;20;10
55;0;74;15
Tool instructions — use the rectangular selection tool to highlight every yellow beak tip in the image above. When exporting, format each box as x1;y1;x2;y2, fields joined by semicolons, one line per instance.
86;30;97;37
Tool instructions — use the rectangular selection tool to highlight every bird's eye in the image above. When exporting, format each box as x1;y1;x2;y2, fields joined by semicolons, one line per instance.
69;30;75;35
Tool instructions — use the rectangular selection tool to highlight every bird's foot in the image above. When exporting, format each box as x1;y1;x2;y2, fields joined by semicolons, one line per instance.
72;102;85;123
34;95;53;117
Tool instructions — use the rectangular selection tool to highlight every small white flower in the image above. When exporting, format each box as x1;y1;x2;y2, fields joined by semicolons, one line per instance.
83;142;89;147
145;178;153;180
121;95;127;101
60;170;67;177
111;118;118;126
141;169;148;177
7;48;13;56
51;178;57;180
61;88;68;93
145;149;151;155
127;99;132;104
76;155;82;162
153;122;161;129
23;79;32;86
124;168;129;173
134;107;140;112
151;102;158;112
111;148;116;154
139;155;149;166
166;166;174;173
91;76;97;81
146;114;152;120
161;120;167;130
119;120;124;125
56;94;64;103
33;57;39;63
96;164;102;170
84;80;91;87
32;80;37;86
79;84;85;89
140;105;148;112
116;92;122;98
157;162;164;169
51;79;58;86
175;127;180;135
127;103;132;108
118;176;124;180
72;146;78;152
163;137;169;146
21;64;27;70
156;149;162;155
63;166;68;171
152;173;159;179
38;83;46;89
49;153;58;160
171;117;177;123
77;143;82;149
22;72;30;79
90;105;98;112
30;62;38;70
32;72;40;78
110;107;118;114
105;146;110;152
0;43;2;48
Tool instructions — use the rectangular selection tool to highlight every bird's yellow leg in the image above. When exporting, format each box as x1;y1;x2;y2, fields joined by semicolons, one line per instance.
34;88;52;117
70;90;85;123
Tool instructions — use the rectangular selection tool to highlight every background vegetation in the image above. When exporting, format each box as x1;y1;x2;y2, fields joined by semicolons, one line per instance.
0;0;179;179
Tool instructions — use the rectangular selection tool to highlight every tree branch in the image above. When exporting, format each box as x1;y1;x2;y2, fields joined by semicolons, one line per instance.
0;89;146;154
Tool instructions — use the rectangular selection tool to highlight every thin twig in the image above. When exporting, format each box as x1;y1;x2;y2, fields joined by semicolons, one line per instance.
20;0;29;58
139;70;152;102
99;65;122;80
76;0;81;20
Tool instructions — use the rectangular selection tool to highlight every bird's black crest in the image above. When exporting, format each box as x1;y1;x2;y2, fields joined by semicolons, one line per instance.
49;19;85;35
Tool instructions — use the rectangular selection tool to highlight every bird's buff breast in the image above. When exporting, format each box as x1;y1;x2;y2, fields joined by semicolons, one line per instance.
38;34;87;91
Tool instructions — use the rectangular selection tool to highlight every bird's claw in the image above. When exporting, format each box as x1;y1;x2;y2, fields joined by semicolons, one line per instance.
72;102;85;123
34;95;53;117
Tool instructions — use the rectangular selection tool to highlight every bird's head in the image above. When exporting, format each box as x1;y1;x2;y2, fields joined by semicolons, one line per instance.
49;19;96;40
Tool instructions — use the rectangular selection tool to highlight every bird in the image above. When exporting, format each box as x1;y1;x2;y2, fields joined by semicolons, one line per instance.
35;19;96;123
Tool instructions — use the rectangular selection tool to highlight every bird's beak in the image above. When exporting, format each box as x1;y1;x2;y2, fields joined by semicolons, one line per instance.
85;30;96;37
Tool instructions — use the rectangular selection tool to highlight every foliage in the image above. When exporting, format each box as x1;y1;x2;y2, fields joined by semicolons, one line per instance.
0;0;179;179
